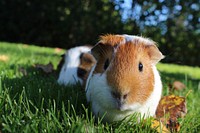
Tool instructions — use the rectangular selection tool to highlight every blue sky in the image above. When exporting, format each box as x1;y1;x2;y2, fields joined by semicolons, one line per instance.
119;0;168;22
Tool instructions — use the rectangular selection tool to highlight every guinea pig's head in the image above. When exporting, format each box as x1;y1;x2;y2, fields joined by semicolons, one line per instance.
88;34;164;111
57;46;96;86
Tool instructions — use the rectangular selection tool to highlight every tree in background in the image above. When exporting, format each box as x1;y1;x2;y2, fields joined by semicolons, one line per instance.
0;0;199;66
126;0;200;66
0;0;126;47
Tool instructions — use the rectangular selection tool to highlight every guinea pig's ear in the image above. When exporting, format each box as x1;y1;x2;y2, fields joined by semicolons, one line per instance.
80;53;96;69
91;43;102;60
147;45;164;64
91;42;113;60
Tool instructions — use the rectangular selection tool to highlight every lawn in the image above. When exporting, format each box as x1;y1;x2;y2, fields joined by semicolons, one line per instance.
0;42;200;132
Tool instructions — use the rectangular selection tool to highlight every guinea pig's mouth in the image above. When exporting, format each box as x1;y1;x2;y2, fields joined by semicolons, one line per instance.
115;105;132;113
111;92;131;111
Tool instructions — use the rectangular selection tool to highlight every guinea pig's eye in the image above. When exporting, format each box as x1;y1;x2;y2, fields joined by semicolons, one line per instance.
138;62;143;72
104;59;110;70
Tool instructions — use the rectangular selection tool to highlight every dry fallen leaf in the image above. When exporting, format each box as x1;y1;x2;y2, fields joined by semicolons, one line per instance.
168;81;186;91
156;95;187;132
0;55;9;62
34;62;54;73
54;48;63;53
173;81;186;91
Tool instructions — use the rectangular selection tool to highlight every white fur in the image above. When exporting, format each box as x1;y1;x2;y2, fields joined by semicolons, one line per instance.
86;65;162;122
123;34;155;45
86;72;133;122
85;35;162;122
137;66;162;117
57;46;91;85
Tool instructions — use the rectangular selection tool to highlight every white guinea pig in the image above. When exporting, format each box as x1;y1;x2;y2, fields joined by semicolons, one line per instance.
57;46;96;86
85;34;164;123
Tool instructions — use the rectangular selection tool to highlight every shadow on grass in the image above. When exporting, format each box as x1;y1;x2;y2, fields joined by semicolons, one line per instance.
2;65;88;115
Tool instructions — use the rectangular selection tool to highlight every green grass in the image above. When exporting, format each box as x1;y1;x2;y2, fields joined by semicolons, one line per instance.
0;42;200;132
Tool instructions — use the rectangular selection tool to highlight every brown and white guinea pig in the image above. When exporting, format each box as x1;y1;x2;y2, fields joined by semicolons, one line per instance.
57;46;96;86
85;34;164;123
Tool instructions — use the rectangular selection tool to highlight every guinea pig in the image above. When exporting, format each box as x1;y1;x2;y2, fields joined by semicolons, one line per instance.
57;46;96;86
85;34;164;123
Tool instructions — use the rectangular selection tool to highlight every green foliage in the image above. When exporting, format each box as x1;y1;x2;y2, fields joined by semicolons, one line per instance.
0;0;124;48
128;0;200;66
0;42;200;132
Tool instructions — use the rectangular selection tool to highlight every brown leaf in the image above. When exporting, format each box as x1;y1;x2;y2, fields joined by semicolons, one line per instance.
0;55;9;62
34;62;54;73
54;48;63;53
156;95;187;132
173;81;186;91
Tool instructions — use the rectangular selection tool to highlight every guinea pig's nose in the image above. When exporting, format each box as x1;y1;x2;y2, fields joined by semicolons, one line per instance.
111;91;120;100
111;91;128;110
111;91;128;100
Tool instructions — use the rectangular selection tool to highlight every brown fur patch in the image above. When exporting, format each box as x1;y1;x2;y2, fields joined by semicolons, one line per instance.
78;53;96;81
99;34;125;47
106;41;155;104
146;45;164;64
